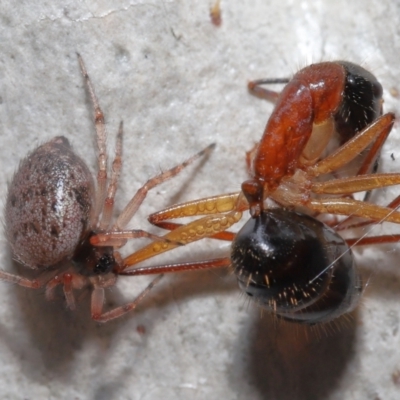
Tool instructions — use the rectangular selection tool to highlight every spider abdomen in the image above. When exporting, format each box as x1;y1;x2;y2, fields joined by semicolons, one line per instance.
5;136;95;269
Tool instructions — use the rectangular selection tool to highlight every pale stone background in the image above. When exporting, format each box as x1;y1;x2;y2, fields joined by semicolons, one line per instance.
1;1;400;399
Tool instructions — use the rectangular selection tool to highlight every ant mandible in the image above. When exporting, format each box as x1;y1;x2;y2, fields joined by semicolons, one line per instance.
119;61;400;324
1;54;219;322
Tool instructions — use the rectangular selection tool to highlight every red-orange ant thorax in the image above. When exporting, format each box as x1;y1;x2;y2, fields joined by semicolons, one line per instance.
244;61;383;215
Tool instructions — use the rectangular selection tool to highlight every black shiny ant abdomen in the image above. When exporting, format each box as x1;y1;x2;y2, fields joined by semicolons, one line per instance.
231;209;363;324
333;61;383;144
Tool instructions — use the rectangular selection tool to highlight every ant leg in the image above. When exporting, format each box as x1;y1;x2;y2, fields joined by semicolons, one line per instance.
246;144;258;173
114;143;215;230
147;192;246;243
149;192;244;224
311;173;400;195
100;122;123;230
91;274;163;322
307;198;400;223
332;122;396;229
246;78;291;171
121;257;231;275
347;235;400;246
150;221;236;241
336;194;400;231
309;113;395;177
121;212;242;270
77;53;109;224
248;78;290;102
356;115;391;176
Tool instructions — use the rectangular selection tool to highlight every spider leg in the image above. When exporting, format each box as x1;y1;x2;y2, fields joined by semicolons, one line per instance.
113;143;215;230
62;274;76;310
100;122;123;230
90;274;163;322
77;53;109;225
91;229;183;248
45;272;86;309
0;270;40;289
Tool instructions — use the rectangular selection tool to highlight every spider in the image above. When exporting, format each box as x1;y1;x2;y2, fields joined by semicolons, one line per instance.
1;54;216;323
118;61;400;324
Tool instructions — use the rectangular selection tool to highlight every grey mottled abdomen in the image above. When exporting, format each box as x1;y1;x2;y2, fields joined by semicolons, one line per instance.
5;136;95;269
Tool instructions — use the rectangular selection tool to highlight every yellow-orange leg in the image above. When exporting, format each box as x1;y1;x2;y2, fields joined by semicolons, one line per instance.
149;192;243;223
303;113;400;220
152;221;236;242
121;211;242;271
147;192;245;243
336;193;400;232
309;113;395;177
307;198;400;224
332;115;396;230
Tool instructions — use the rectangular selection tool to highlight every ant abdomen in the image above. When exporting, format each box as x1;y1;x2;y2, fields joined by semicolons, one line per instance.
231;209;362;324
334;61;383;143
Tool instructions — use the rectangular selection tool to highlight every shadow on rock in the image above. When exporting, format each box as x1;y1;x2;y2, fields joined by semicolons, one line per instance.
230;309;359;400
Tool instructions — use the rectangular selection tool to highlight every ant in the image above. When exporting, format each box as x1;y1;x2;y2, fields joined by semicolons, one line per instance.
119;61;400;324
1;54;216;323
